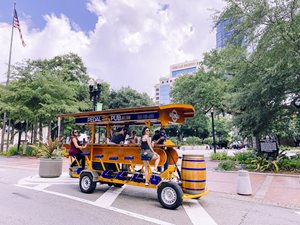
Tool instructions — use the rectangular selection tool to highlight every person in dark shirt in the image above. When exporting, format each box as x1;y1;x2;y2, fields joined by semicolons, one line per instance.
110;127;125;144
140;127;160;186
151;130;160;143
152;128;168;171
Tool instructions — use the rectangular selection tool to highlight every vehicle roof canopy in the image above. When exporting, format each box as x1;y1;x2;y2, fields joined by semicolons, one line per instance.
56;104;194;127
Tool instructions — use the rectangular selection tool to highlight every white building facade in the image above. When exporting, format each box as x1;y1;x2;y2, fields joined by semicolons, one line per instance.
154;60;199;105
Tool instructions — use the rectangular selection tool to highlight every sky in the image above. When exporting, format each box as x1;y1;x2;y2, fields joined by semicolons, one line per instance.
0;0;225;97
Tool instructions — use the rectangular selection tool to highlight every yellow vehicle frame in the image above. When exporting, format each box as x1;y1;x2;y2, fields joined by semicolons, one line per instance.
57;104;209;209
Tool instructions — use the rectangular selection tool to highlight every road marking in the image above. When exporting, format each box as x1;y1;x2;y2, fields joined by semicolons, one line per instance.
0;165;37;171
94;185;126;208
15;183;174;225
33;183;52;191
255;176;273;199
109;206;174;225
296;211;300;215
17;173;78;185
183;199;217;225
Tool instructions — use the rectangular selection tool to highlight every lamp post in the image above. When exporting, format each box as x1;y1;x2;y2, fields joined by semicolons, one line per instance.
211;108;217;153
89;80;102;143
89;81;102;111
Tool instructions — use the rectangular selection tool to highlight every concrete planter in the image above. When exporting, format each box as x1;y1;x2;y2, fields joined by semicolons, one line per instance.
39;158;63;178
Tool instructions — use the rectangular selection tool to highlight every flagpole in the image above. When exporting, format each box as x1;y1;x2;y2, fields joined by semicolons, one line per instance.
1;2;16;152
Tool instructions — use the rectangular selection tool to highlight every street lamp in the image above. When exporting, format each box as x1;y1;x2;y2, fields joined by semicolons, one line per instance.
211;108;217;153
89;80;102;111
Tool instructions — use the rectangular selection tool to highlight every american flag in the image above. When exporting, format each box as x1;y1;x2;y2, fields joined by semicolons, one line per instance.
13;9;26;47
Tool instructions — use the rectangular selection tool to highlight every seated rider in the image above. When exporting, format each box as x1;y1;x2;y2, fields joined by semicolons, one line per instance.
152;128;168;171
69;130;87;170
126;130;139;144
110;127;125;144
151;130;160;143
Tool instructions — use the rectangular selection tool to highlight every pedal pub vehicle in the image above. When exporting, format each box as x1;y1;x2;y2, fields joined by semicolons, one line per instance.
57;104;209;209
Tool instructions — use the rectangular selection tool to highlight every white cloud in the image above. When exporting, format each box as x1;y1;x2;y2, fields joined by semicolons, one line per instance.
0;0;225;98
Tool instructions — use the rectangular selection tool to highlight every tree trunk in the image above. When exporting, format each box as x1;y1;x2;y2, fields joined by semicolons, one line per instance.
39;122;43;141
10;120;15;145
48;120;51;140
59;118;64;139
33;119;38;143
6;118;11;150
252;135;260;153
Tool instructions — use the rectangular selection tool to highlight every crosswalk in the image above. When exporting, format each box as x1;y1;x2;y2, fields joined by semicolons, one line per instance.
15;173;217;225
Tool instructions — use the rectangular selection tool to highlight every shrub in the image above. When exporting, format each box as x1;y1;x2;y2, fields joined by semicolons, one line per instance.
6;146;19;156
26;145;38;156
280;158;300;171
203;137;213;145
279;145;292;151
234;152;256;163
185;136;201;145
211;151;228;160
244;164;257;170
218;160;235;171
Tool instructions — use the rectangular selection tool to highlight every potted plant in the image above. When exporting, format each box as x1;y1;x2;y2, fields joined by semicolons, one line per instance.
33;137;64;178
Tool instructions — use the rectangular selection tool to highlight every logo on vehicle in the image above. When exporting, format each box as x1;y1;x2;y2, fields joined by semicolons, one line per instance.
169;110;180;122
102;115;110;122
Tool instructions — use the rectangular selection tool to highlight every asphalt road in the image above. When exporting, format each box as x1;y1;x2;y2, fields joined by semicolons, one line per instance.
0;157;299;225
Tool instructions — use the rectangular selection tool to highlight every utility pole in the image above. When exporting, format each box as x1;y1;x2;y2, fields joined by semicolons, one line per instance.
1;3;16;152
211;108;217;154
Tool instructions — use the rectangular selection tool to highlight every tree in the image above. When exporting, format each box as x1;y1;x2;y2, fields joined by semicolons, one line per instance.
214;0;300;143
170;70;228;140
108;87;153;109
0;53;92;142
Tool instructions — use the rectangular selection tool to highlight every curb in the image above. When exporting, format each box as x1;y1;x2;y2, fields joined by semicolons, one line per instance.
21;172;78;184
209;168;300;178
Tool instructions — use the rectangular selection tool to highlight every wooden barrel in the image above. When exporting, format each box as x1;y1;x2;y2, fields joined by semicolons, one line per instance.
181;154;206;194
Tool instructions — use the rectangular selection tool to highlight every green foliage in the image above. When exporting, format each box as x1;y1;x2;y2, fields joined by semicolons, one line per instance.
279;145;292;151
31;137;63;158
212;0;300;139
234;152;256;163
0;53;91;126
250;152;287;173
218;160;235;171
170;70;232;145
25;145;37;156
203;137;213;145
280;158;300;171
184;136;201;145
6;146;19;156
210;151;228;160
215;151;300;172
108;87;153;109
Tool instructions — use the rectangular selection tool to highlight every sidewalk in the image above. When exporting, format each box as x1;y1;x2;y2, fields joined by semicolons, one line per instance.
206;160;300;209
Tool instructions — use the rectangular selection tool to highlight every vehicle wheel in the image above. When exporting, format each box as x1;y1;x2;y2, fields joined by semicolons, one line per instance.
113;183;124;188
157;181;183;210
80;172;96;193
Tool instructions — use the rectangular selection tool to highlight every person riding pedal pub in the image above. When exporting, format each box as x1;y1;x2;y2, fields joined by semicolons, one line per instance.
152;128;168;172
140;127;160;186
69;130;87;172
110;127;126;144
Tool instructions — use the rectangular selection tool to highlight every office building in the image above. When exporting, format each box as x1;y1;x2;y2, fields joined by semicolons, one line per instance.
154;60;199;105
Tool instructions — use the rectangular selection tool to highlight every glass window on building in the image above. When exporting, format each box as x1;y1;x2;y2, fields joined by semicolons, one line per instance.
159;84;170;105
